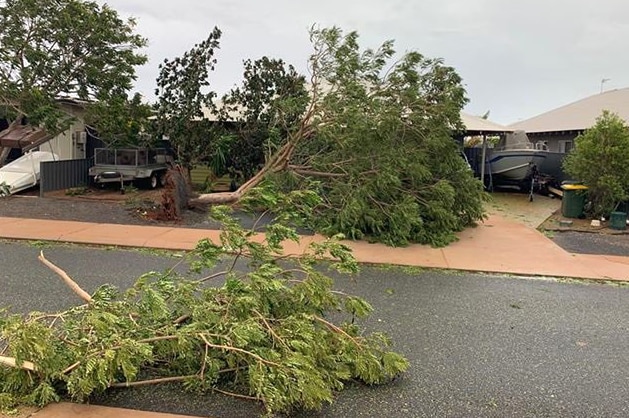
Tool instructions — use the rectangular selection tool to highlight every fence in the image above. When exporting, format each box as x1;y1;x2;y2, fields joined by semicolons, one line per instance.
40;158;92;196
463;148;485;176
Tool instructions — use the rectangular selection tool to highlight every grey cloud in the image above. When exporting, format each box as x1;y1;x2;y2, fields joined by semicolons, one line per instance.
99;0;629;123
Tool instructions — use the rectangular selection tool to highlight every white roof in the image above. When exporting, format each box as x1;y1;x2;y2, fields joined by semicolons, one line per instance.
509;87;629;133
460;112;512;133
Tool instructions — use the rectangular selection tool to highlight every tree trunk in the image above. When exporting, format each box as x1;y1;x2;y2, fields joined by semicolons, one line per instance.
192;190;242;205
192;141;296;205
190;98;317;206
192;161;266;204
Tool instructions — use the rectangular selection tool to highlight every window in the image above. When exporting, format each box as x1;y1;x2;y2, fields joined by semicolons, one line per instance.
559;140;573;153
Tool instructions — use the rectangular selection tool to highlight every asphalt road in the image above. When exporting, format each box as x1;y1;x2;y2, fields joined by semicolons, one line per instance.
552;231;629;256
2;241;629;417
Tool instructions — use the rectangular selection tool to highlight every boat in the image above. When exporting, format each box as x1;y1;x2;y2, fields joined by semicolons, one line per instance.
0;151;58;196
485;130;547;187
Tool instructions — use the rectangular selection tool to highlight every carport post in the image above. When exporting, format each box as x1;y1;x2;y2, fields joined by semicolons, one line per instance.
480;133;487;185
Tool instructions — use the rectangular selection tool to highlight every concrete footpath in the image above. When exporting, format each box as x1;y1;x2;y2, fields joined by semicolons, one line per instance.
1;213;629;418
0;214;628;281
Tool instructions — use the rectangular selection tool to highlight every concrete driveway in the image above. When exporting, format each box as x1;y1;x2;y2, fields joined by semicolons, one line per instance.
487;191;560;229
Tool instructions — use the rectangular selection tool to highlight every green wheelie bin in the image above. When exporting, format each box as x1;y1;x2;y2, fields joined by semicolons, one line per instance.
561;184;588;218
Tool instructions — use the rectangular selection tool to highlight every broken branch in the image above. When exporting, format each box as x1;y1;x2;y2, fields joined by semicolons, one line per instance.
288;166;347;178
38;251;92;303
198;333;282;368
213;387;259;401
0;355;38;371
312;315;363;348
110;375;198;388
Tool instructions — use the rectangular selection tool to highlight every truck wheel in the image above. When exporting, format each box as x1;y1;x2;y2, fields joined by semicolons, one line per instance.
138;174;159;189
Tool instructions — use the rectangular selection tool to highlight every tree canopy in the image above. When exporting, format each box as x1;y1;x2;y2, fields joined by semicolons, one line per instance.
84;92;154;147
289;27;485;246
563;111;629;217
0;0;147;133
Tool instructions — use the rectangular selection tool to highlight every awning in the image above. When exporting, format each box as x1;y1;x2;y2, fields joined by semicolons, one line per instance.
0;125;52;151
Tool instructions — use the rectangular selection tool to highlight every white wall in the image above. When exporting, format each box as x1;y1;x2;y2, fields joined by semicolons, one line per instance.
37;105;86;160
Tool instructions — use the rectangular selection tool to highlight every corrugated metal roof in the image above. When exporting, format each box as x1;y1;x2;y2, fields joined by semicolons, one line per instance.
460;112;512;133
509;87;629;133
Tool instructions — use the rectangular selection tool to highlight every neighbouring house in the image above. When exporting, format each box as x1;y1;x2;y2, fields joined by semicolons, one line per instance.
0;97;95;166
509;87;629;154
0;98;106;195
40;98;93;161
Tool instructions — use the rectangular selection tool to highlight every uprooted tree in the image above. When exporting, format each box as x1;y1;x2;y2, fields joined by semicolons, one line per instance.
0;0;147;138
0;191;408;416
193;27;487;246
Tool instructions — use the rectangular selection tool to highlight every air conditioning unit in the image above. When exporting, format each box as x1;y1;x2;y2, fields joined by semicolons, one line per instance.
73;131;87;144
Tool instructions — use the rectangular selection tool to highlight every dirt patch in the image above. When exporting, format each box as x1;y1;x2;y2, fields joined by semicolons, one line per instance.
539;210;629;235
42;187;163;203
0;187;218;229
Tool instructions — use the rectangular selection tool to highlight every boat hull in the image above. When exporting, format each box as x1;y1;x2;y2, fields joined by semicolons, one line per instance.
486;149;547;184
0;151;58;195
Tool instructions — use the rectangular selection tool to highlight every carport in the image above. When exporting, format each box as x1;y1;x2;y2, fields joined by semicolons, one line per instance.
460;112;513;185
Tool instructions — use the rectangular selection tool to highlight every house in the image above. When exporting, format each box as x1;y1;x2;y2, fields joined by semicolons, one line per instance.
508;87;629;153
40;98;91;161
0;98;91;166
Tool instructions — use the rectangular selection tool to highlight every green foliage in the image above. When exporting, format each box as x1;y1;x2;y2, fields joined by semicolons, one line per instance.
0;181;10;197
84;93;154;147
154;27;223;171
0;193;407;415
274;27;487;246
219;57;309;179
563;111;629;217
65;186;89;196
0;0;147;132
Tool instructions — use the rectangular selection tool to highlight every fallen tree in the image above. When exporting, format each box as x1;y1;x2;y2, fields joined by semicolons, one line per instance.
194;27;486;246
0;200;408;416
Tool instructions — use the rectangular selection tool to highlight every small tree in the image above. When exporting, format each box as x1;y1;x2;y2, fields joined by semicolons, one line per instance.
0;0;147;133
154;27;223;176
563;111;629;217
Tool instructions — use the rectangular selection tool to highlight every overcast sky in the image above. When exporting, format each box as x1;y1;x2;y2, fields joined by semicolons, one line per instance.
101;0;629;125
